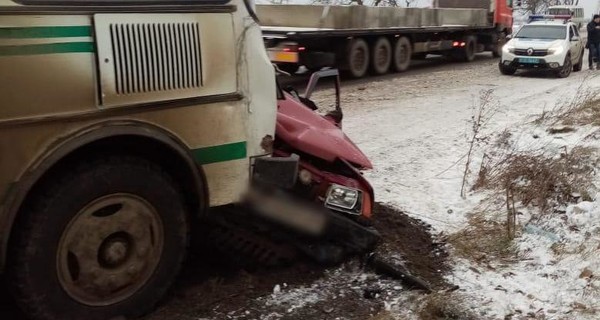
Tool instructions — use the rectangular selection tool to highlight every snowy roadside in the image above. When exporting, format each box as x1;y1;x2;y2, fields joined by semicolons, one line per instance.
340;58;600;319
139;57;600;320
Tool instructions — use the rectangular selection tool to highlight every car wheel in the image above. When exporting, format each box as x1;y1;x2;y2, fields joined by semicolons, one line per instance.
499;63;516;75
556;55;572;78
573;50;584;72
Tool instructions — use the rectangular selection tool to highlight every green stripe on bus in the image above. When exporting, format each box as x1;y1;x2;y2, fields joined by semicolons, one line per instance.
0;42;94;56
0;26;92;39
192;142;247;165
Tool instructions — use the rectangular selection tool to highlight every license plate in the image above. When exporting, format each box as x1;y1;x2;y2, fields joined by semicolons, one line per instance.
519;57;540;64
268;51;299;63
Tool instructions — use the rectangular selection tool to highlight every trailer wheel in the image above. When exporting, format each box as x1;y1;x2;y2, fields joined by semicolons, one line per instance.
493;33;506;58
370;37;392;75
8;155;189;320
393;37;412;72
460;36;477;62
346;38;370;78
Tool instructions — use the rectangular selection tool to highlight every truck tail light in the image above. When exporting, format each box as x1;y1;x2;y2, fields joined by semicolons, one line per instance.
282;45;306;52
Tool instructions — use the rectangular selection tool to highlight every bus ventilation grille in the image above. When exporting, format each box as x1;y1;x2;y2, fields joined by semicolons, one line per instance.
109;22;203;95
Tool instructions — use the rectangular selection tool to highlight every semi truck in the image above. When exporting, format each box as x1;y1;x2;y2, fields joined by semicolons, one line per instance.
259;0;514;78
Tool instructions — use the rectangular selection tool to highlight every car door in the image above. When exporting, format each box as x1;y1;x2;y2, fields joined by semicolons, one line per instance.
569;25;582;63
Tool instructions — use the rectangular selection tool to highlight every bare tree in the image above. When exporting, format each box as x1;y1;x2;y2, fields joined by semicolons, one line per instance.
404;0;417;7
517;0;555;14
312;0;405;6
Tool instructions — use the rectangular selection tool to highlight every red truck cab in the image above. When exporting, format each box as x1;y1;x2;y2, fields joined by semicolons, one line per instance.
435;0;513;33
495;0;514;33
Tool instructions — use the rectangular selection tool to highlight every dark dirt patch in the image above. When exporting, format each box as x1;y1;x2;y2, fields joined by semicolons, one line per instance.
372;203;450;289
145;203;450;320
0;203;449;320
547;126;577;135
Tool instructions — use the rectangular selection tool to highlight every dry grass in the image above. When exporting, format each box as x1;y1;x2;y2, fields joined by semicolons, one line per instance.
535;76;600;127
369;310;395;320
474;146;595;212
448;212;517;263
417;293;478;320
455;118;596;263
554;95;600;127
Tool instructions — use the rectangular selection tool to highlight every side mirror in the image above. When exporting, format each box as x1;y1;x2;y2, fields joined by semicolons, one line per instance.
304;69;343;124
571;36;580;42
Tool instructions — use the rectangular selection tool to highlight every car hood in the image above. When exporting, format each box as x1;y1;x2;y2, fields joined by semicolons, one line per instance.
276;93;372;169
510;38;564;49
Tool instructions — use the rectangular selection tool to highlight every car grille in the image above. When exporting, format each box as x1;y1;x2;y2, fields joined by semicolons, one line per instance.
514;49;548;56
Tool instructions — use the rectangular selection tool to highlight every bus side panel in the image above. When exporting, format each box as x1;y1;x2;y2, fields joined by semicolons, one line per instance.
0;9;275;220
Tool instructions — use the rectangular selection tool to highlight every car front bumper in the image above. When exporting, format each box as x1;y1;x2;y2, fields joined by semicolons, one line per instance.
501;52;566;70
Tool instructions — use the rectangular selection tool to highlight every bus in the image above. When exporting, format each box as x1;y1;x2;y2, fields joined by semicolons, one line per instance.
0;0;276;319
548;5;586;29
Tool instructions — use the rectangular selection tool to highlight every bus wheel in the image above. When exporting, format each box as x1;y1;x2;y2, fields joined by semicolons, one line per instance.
393;36;412;72
8;155;188;320
370;37;392;75
346;38;370;78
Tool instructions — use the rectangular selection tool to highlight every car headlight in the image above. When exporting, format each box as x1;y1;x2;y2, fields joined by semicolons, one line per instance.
548;46;564;55
503;44;515;54
325;184;362;214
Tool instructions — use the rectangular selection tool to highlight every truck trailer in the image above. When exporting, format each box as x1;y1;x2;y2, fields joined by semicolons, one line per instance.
259;0;514;78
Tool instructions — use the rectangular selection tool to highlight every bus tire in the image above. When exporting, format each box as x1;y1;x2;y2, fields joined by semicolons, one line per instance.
370;37;392;75
393;36;412;72
8;155;189;320
346;38;370;78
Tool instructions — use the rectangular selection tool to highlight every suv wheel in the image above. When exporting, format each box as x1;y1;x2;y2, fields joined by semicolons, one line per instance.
573;50;584;72
499;63;516;75
556;55;572;78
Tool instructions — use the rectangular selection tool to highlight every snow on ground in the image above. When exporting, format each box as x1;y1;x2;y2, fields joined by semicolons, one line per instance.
336;55;600;318
141;54;600;320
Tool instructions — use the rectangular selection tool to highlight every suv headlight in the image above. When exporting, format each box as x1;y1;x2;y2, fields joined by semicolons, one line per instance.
503;44;515;54
548;45;564;55
325;184;362;214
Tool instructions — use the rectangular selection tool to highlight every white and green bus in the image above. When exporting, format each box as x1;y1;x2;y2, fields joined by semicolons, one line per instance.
548;5;586;29
0;0;276;318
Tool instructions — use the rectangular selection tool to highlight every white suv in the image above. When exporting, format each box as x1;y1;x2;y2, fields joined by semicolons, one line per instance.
499;20;585;78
